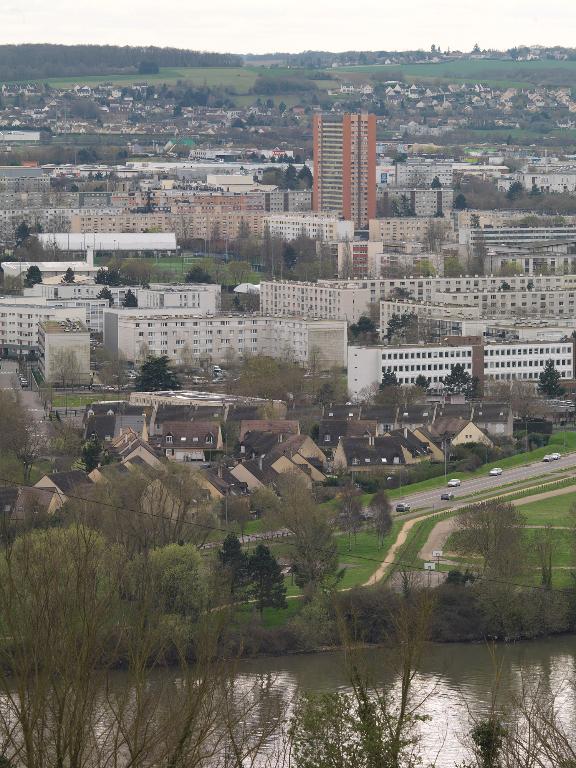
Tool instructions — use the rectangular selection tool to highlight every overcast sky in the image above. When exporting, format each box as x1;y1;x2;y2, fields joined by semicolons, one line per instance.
0;0;575;54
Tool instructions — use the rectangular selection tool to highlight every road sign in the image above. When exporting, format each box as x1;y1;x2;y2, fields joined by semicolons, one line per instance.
432;550;443;558
424;562;436;571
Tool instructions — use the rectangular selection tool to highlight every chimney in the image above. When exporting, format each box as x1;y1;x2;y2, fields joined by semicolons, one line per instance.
404;427;408;439
368;434;374;447
258;455;263;471
217;464;223;479
278;433;284;443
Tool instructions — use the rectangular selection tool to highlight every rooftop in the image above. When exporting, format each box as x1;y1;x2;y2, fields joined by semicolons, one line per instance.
41;319;89;334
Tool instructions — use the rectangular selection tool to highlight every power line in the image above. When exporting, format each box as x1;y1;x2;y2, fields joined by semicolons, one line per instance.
1;474;575;597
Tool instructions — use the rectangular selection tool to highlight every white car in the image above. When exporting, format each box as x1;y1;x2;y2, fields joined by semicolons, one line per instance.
550;452;561;461
489;467;503;476
542;455;553;462
447;479;461;487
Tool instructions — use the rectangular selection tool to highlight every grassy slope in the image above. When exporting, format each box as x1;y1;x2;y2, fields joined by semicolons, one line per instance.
337;59;576;88
516;492;576;527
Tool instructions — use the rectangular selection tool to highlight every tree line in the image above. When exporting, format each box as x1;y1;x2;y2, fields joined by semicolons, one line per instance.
0;44;242;81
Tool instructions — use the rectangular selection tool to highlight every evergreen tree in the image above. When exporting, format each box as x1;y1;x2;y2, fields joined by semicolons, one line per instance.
96;287;114;306
63;267;75;284
454;192;468;210
24;265;42;287
248;544;287;615
415;374;429;390
443;364;479;399
380;370;398;389
122;289;138;308
430;175;442;189
218;533;249;594
135;355;180;391
15;221;31;248
185;266;213;284
538;359;564;398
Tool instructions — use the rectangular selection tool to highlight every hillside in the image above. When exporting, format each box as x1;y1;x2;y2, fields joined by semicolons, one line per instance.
0;44;243;82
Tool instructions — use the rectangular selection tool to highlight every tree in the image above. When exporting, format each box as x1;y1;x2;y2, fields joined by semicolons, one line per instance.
297;164;313;189
538;359;564;398
386;312;417;343
13;419;46;482
506;181;524;201
277;476;339;592
122;288;138;307
247;544;287;615
349;315;377;342
431;175;442;189
454;192;468;210
50;348;82;387
443;363;479;399
186;265;214;284
80;436;104;472
218;533;249;594
380;370;399;389
95;266;122;286
96;286;113;306
15;220;31;247
135;355;180;391
368;491;392;547
24;265;42;287
454;500;525;577
62;267;75;284
225;495;251;537
340;482;363;551
414;374;429;391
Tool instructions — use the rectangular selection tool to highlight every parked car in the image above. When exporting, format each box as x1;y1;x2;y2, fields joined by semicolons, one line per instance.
542;455;553;462
489;467;503;476
447;479;461;487
440;492;454;501
550;452;561;460
395;503;411;513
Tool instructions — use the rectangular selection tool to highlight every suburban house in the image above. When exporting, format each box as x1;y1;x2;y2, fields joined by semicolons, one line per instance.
333;430;436;473
34;470;94;508
238;420;300;442
318;419;379;452
430;418;494;448
160;421;223;462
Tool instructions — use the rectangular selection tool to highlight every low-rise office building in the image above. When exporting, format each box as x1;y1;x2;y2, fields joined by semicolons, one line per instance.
348;339;574;397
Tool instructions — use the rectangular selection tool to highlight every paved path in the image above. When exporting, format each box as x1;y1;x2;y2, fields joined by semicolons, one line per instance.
418;482;576;565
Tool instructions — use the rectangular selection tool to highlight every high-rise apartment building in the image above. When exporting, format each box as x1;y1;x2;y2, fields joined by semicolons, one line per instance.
312;112;376;228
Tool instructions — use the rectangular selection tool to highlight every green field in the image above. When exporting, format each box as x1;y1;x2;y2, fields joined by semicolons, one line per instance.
336;522;402;588
337;58;576;88
517;492;576;528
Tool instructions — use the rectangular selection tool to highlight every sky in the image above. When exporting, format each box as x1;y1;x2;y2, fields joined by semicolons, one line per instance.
0;0;575;54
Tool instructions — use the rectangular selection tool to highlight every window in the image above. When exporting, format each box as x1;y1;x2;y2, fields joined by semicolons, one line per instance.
166;435;173;445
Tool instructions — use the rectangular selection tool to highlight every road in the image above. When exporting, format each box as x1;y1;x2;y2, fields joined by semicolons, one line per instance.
0;360;52;439
393;452;576;515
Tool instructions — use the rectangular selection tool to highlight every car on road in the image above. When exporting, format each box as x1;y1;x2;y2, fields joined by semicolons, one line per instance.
542;455;553;462
550;452;561;461
447;478;461;487
395;503;411;513
440;492;455;501
489;467;503;476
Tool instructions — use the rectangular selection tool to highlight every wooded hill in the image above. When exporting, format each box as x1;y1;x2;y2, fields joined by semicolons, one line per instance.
0;45;243;81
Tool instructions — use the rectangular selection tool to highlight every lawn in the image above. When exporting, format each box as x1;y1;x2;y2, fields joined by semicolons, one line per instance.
40;67;261;91
336;521;402;589
517;492;576;528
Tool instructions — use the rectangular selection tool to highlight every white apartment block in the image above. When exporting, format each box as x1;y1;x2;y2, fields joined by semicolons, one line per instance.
348;340;574;397
264;212;354;242
0;301;86;355
519;170;576;193
38;319;91;385
24;283;222;315
369;217;454;243
460;226;576;249
260;280;372;322
103;310;347;369
394;159;454;189
379;188;454;217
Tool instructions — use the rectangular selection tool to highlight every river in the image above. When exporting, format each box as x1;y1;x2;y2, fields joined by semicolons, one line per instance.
237;636;576;766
